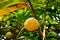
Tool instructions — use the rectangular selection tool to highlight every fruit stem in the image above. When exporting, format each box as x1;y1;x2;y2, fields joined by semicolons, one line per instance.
27;0;37;19
38;25;43;39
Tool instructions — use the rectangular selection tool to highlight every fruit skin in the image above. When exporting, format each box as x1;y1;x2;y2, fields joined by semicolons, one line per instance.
5;32;13;38
24;17;39;31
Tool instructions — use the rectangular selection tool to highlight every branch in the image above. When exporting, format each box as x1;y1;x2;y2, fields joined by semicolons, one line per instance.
16;27;24;40
38;25;43;39
0;26;12;30
43;0;49;40
27;0;44;39
27;0;37;19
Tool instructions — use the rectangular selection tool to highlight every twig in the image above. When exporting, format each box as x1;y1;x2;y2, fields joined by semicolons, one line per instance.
43;0;49;40
0;26;12;30
38;25;43;39
16;27;24;40
27;0;44;39
27;0;37;19
22;8;27;15
43;9;46;40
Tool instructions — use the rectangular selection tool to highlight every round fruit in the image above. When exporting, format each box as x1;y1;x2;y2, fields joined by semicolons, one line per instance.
24;17;39;31
5;32;13;38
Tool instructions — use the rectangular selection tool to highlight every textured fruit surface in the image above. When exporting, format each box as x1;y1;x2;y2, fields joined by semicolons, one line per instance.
5;32;13;38
24;17;39;31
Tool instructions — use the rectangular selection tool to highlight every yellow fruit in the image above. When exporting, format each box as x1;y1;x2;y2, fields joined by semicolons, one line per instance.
24;17;39;31
5;32;13;38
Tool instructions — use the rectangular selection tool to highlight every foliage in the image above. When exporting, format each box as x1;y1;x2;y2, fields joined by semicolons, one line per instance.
0;0;60;40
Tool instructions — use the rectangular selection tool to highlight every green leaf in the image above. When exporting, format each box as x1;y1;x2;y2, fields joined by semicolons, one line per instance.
32;37;38;40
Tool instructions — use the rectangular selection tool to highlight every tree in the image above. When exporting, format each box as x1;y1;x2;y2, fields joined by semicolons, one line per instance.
0;0;60;40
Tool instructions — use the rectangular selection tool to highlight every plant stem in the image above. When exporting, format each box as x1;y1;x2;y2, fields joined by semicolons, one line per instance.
16;27;24;40
38;25;43;39
43;0;49;40
27;0;37;19
43;4;46;40
27;0;43;39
